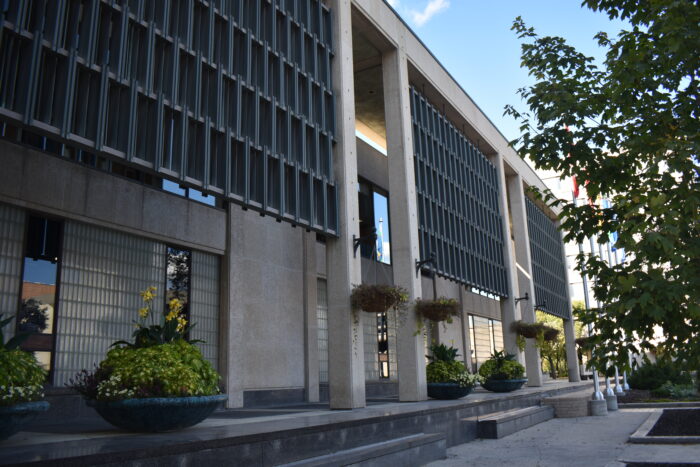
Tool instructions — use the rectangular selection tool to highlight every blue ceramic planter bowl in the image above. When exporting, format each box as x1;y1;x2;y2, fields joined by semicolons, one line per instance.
481;378;528;393
0;401;50;440
87;394;228;432
427;383;473;400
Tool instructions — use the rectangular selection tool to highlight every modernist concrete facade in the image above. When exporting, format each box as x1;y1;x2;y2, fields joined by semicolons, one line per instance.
0;0;579;411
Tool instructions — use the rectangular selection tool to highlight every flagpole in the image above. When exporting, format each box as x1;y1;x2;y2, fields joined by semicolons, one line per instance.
573;194;604;401
614;247;631;391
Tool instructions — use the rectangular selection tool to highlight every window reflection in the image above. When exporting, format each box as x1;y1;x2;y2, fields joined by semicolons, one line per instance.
19;216;61;375
357;179;391;265
166;247;191;319
377;311;389;378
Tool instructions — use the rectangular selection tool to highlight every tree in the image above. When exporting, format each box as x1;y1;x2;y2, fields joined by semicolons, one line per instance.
506;0;700;372
537;308;586;379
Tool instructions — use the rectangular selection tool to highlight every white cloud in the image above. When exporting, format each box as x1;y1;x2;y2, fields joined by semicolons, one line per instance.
410;0;450;27
386;0;400;7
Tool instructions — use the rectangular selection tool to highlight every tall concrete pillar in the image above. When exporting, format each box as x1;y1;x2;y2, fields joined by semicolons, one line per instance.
303;232;320;402
506;174;543;386
383;45;427;402
220;205;245;408
325;0;365;409
557;223;581;382
488;153;524;364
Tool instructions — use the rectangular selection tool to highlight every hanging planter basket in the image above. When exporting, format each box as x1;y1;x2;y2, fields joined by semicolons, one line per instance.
350;284;408;314
415;298;460;322
511;320;545;339
542;326;560;342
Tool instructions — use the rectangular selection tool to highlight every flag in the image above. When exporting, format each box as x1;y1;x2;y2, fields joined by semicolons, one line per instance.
376;218;384;262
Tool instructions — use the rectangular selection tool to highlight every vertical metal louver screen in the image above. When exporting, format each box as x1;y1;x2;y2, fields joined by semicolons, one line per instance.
0;203;25;341
409;88;508;297
0;0;338;235
55;222;165;386
525;198;571;319
316;278;328;384
190;251;220;370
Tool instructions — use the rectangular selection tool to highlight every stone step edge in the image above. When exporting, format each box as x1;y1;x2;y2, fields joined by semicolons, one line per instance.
280;432;446;467
477;405;552;423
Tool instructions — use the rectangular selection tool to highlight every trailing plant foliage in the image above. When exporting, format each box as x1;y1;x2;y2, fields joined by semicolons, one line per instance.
350;284;408;315
512;321;545;339
428;343;460;363
628;361;692;391
478;351;526;381
0;314;46;406
68;340;219;401
506;1;700;371
415;298;459;323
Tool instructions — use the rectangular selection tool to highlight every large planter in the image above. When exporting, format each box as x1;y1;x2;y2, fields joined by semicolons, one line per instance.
0;401;50;440
481;379;528;393
427;383;473;400
86;394;227;432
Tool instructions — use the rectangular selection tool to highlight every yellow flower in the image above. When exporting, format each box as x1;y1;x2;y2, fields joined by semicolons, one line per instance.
176;316;187;332
139;286;157;303
168;298;183;313
165;309;178;322
138;307;149;318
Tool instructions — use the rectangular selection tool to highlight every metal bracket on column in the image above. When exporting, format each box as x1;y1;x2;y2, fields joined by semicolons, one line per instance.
514;292;529;305
352;228;377;258
534;300;548;311
415;252;437;277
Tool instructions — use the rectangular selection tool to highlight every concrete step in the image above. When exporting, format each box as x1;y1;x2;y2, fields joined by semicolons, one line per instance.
280;433;446;467
543;390;591;418
476;405;554;439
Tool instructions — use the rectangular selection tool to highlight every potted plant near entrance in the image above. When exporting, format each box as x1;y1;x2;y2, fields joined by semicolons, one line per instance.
426;344;482;400
478;351;528;393
0;314;49;440
68;287;226;432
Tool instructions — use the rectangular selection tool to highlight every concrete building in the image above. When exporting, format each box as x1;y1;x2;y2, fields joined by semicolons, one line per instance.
0;0;579;410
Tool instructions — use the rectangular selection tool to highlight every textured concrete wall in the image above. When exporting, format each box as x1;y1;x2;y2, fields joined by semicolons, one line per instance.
0;140;226;253
228;207;307;391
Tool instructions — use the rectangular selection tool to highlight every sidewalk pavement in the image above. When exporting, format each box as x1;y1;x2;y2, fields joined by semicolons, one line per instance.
427;409;700;467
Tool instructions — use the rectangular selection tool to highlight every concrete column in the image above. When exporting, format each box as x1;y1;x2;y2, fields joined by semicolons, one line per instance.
488;152;524;364
325;0;365;409
506;174;543;386
220;205;245;408
383;45;427;401
557;223;581;382
303;232;320;402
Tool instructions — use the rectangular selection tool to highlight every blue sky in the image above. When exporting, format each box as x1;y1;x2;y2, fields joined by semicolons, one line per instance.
385;0;626;142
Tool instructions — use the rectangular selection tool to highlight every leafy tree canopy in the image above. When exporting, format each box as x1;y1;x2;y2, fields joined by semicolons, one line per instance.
506;0;700;372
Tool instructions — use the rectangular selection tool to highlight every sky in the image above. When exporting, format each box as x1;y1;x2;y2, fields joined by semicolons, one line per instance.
384;0;626;142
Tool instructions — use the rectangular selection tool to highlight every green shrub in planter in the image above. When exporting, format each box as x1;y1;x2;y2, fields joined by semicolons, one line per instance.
478;351;525;381
427;360;467;383
0;314;47;407
628;361;692;391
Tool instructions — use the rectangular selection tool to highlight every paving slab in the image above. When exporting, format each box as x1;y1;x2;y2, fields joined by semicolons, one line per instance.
427;409;700;467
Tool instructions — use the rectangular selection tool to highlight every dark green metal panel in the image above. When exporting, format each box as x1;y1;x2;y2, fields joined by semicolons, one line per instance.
525;198;571;319
0;0;338;235
409;87;508;297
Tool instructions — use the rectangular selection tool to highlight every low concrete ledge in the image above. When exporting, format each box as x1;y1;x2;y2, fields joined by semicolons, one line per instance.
620;401;700;409
282;433;446;466
477;405;554;439
543;390;591;418
629;410;700;445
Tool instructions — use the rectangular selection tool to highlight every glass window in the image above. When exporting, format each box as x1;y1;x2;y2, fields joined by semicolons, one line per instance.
166;247;191;320
162;180;217;206
357;179;391;265
163;179;186;196
18;215;62;376
468;315;477;373
377;311;389;378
